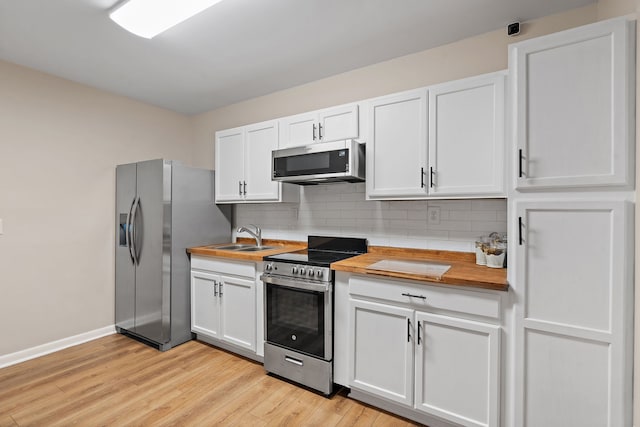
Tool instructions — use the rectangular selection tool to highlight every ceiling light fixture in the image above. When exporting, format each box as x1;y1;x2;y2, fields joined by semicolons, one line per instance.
109;0;224;39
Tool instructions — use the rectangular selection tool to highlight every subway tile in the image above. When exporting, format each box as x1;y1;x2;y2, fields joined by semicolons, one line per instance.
471;199;507;211
231;178;506;252
471;221;508;232
381;210;408;220
408;211;429;220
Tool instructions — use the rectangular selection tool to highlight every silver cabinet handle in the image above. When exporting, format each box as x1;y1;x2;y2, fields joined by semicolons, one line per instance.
239;181;242;196
214;281;218;296
402;292;426;300
312;123;317;140
407;318;411;343
129;196;140;265
126;197;136;264
318;123;323;140
285;356;303;366
219;282;223;296
417;321;422;345
430;167;435;188
243;181;247;195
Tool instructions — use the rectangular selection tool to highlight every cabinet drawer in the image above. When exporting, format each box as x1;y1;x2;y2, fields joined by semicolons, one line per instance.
191;255;255;278
349;275;500;320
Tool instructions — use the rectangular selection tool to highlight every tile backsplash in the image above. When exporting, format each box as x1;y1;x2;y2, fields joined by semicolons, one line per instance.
233;183;507;252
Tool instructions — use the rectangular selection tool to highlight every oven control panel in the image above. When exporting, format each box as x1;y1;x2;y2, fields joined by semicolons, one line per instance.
264;262;331;282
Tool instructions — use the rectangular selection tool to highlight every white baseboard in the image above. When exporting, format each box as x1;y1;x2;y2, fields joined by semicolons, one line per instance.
0;325;116;369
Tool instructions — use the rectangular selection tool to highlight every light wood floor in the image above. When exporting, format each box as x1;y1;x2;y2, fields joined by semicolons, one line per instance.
0;334;423;426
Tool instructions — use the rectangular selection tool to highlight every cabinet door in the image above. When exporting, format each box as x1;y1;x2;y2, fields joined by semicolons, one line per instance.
428;72;505;197
215;127;245;202
219;275;256;351
511;18;634;190
279;111;318;148
513;201;633;427
244;120;280;202
349;299;414;406
415;312;500;427
318;104;359;143
191;271;220;339
367;89;428;199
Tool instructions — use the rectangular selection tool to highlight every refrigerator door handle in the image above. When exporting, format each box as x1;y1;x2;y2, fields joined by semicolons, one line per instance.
130;196;141;265
126;197;136;264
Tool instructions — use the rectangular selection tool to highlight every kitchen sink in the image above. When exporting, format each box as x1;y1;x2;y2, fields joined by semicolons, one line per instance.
207;244;279;251
236;246;278;252
210;244;254;250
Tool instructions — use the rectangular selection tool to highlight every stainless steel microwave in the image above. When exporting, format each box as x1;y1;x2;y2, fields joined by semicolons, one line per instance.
272;139;365;185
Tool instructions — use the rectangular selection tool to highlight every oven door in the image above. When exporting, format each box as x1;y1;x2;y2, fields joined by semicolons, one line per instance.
262;275;332;361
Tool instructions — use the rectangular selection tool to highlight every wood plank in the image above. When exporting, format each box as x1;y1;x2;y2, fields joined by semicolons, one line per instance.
331;250;508;291
0;335;420;426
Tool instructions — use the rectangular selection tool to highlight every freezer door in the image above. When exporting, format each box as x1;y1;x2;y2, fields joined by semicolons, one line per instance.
115;163;136;330
132;159;172;344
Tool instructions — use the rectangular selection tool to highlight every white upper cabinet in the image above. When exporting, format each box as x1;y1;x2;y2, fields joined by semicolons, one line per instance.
366;71;506;200
215;120;298;204
366;89;429;199
215;127;245;202
244;121;280;202
279;103;359;148
510;17;635;190
428;72;506;197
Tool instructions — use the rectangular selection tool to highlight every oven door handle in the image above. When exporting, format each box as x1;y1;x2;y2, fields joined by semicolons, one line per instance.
260;274;329;293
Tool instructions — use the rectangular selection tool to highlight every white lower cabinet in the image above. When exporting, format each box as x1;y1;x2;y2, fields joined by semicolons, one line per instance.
190;256;257;354
414;312;500;427
351;299;414;405
349;276;501;427
513;200;633;426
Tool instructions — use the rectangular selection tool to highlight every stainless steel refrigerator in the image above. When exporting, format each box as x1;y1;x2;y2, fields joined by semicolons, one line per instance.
115;159;231;350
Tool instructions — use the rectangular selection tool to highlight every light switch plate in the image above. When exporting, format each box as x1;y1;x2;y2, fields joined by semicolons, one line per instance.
427;207;441;225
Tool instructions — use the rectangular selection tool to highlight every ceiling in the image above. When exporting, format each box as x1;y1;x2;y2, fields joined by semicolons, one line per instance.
0;0;595;115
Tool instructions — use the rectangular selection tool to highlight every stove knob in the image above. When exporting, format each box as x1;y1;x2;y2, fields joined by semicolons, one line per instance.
299;267;305;275
265;263;272;271
316;270;323;278
291;266;297;274
308;269;314;277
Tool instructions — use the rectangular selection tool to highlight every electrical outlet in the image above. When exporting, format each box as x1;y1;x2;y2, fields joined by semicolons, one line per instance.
427;207;440;225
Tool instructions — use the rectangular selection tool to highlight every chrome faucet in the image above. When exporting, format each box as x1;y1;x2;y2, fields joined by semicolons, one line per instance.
236;224;262;247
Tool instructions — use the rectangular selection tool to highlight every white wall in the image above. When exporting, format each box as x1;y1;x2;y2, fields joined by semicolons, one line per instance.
191;5;599;170
0;61;194;355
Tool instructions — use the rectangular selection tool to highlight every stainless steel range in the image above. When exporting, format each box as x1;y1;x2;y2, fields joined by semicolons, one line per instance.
261;236;367;395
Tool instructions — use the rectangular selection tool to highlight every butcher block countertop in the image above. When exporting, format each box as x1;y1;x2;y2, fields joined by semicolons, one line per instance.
331;246;509;292
187;238;306;262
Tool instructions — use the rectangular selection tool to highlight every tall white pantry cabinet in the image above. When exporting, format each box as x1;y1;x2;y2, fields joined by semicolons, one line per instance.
508;17;635;427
